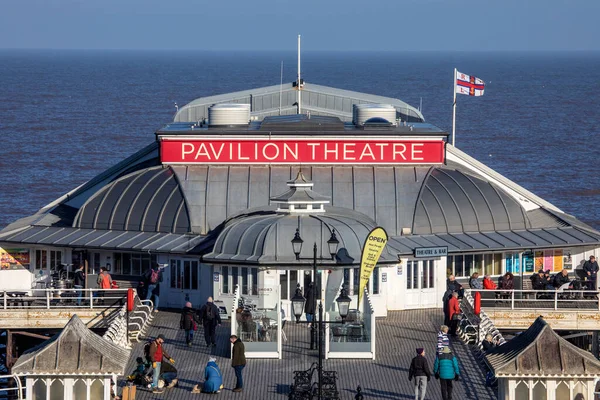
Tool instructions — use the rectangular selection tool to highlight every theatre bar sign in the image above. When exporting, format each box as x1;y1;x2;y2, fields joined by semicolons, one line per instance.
160;138;445;165
414;246;448;258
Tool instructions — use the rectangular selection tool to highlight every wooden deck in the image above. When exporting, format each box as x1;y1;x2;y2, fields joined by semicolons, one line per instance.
120;309;496;399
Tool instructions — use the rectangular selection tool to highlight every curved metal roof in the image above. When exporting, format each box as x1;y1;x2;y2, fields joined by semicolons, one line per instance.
412;168;530;234
202;206;396;265
74;166;191;234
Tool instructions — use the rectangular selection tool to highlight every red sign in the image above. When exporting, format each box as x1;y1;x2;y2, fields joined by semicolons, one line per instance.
161;139;445;164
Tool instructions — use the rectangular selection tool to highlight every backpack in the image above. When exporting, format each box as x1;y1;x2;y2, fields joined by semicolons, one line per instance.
143;339;153;362
149;269;159;284
205;304;215;320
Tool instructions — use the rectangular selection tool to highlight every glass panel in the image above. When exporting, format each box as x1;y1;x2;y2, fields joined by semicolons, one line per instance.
280;270;288;300
493;253;503;275
407;261;413;289
72;379;87;399
122;253;131;275
290;270;298;295
555;381;570;400
412;262;419;289
114;253;122;274
353;268;359;295
49;379;64;400
170;260;177;289
464;255;473;278
515;381;530;400
454;255;464;277
429;260;435;288
573;381;586;400
446;256;453;276
343;268;350;289
372;267;379;294
141;257;150;276
241;267;248;295
251;268;258;295
421;261;428;289
483;254;493;276
32;379;47;400
132;256;141;277
192;261;199;290
184;261;191;290
474;254;483;275
90;379;104;400
232;267;239;289
532;382;547;400
93;253;101;269
222;266;229;294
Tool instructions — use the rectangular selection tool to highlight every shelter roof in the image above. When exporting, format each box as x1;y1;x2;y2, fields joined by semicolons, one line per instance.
12;315;130;376
485;317;600;377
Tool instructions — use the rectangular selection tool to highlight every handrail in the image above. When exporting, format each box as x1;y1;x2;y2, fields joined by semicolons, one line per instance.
0;289;129;310
469;288;600;311
0;374;24;399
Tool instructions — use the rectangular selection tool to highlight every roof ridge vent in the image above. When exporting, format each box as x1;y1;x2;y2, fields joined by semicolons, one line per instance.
270;171;330;214
353;103;397;127
208;103;251;127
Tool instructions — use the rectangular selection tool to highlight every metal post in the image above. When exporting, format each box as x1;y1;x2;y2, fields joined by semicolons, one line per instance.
313;242;322;400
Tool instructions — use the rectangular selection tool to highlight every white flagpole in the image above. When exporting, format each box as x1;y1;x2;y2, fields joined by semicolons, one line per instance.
452;68;457;147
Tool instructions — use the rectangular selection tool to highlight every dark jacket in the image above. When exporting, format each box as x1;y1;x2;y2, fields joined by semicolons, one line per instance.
530;274;546;290
74;269;85;287
409;355;431;380
180;306;198;330
304;284;316;314
553;273;570;288
482;339;496;352
203;361;223;392
232;339;246;366
433;353;460;380
499;276;514;290
198;302;222;326
446;279;462;293
584;261;599;276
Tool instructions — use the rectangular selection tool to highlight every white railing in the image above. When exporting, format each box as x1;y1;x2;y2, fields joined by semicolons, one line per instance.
469;288;600;311
463;290;506;347
230;284;240;342
365;290;377;360
0;289;130;310
0;374;24;399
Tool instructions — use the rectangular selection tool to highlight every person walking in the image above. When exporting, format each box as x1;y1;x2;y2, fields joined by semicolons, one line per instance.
180;301;198;347
147;334;175;394
434;346;460;400
230;335;246;393
73;264;86;306
448;292;461;337
198;297;222;347
96;266;112;305
442;289;452;326
437;325;450;354
144;263;162;312
304;282;316;326
408;348;431;400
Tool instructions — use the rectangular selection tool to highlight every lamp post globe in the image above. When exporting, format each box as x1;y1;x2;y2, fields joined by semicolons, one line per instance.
291;285;306;322
335;288;352;320
292;228;304;260
327;229;339;259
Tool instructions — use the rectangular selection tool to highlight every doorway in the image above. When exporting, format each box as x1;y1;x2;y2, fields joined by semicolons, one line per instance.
168;259;201;307
405;259;438;308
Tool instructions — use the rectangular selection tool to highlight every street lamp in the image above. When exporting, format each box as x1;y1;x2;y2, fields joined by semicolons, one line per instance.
290;227;343;400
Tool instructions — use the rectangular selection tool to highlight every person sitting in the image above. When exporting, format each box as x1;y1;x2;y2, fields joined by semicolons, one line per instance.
447;275;464;298
481;334;496;352
543;270;555;290
469;272;483;289
127;357;151;387
531;270;546;291
497;272;514;299
553;269;571;289
482;275;497;290
192;357;223;394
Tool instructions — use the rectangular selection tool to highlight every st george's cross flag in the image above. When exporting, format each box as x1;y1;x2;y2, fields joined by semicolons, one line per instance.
455;71;485;96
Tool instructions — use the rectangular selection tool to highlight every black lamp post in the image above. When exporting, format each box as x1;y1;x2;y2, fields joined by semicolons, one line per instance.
290;228;346;400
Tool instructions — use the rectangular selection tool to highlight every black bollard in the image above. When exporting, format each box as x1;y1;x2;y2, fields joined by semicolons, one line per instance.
355;385;364;400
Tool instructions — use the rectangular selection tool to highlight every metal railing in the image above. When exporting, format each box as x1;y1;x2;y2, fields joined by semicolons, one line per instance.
0;375;23;399
0;289;129;310
469;289;600;311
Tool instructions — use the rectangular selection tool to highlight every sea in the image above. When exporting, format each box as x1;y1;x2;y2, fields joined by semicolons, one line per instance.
0;50;599;229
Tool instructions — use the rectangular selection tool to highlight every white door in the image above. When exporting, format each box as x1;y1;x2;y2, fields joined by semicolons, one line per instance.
405;259;438;309
167;259;201;308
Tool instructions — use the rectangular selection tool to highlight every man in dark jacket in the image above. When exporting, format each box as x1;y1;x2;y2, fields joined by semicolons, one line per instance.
553;269;571;288
304;282;316;324
230;335;246;392
198;297;222;347
409;348;431;400
434;346;460;400
531;270;546;291
446;275;464;298
583;255;599;289
73;264;86;306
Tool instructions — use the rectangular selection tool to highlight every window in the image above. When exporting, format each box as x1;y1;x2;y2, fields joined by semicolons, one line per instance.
113;252;156;276
35;250;46;270
222;267;229;294
241;267;248;295
343;268;350;290
170;259;181;289
72;379;87;399
506;252;521;274
251;268;258;295
232;267;239;288
448;253;504;278
407;261;413;289
50;251;62;270
191;261;199;290
93;253;101;270
49;379;64;400
290;270;298;295
32;379;47;400
280;270;288;299
464;255;473;277
372;267;379;294
473;254;483;275
353;268;359;295
428;260;435;288
89;380;104;400
454;255;464;277
515;381;530;400
170;260;199;290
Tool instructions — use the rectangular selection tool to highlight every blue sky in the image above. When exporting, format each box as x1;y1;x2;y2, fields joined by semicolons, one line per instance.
1;0;599;51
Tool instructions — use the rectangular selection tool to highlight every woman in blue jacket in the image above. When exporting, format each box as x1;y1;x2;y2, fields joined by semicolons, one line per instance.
433;347;460;400
202;357;223;394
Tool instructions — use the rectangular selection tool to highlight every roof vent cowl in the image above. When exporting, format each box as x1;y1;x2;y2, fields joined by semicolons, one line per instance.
208;103;251;127
352;103;397;126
